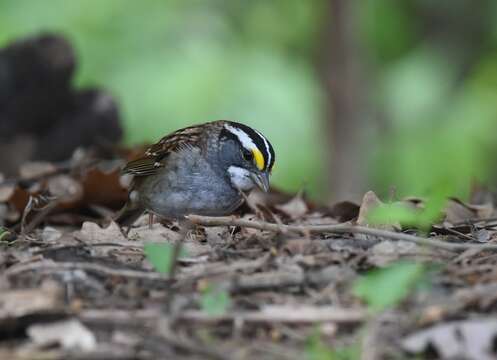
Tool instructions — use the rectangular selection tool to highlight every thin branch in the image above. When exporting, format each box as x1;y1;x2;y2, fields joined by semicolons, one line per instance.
80;306;365;325
185;306;365;324
187;215;497;252
4;260;171;282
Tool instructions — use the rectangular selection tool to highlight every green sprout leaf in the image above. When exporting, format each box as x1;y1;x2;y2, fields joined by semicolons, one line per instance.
353;261;426;313
367;197;446;231
306;329;359;360
144;243;187;274
367;187;448;231
200;283;231;316
0;228;10;242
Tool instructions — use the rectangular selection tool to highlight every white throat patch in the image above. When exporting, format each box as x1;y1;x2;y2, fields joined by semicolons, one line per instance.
228;166;255;191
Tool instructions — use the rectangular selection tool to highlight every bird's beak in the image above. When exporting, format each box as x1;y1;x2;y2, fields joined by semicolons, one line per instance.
250;171;270;192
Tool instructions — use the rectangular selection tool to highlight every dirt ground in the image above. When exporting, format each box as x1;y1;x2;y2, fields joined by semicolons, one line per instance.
1;156;497;360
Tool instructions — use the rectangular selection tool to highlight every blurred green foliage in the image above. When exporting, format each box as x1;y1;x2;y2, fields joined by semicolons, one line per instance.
144;242;186;274
200;282;231;316
353;261;427;313
2;0;497;199
0;0;325;195
360;0;497;199
306;329;359;360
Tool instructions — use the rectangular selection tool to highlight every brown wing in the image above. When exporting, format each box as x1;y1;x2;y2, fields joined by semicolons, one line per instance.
122;124;206;176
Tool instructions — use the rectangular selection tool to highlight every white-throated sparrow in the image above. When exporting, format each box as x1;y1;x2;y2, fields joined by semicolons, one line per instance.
116;120;275;225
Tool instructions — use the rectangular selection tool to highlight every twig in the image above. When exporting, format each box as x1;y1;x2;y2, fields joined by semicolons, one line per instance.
180;306;365;324
174;254;270;287
157;319;231;360
21;198;58;235
4;260;171;282
80;306;365;325
187;215;497;252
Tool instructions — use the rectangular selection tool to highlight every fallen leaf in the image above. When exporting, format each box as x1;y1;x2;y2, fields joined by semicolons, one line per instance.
0;184;16;202
128;223;180;243
444;198;494;225
81;165;128;208
41;226;63;242
27;319;97;351
48;175;83;205
204;226;230;247
329;201;360;222
369;240;417;267
402;320;497;360
275;192;308;220
0;281;63;319
357;191;382;226
77;221;126;244
357;191;400;230
19;161;57;179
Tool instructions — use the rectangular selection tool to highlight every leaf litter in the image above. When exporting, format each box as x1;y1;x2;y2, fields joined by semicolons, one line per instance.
2;153;497;359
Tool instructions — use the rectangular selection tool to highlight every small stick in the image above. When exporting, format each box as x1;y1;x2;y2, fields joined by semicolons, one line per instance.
4;260;171;282
187;215;497;252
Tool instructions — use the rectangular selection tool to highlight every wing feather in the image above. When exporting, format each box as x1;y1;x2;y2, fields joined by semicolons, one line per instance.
122;124;209;176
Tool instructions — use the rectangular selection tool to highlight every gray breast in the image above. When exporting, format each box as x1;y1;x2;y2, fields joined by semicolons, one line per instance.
139;147;242;218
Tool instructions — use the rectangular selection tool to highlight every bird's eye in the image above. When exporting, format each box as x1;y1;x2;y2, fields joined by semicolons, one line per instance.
242;149;253;162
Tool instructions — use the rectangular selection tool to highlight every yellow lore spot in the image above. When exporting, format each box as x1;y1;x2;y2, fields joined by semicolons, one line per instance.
252;148;265;170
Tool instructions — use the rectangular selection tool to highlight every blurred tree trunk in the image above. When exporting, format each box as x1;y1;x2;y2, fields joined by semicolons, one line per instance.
321;0;367;203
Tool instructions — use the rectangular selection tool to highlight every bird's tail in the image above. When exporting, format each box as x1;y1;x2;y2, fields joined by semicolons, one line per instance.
114;202;143;227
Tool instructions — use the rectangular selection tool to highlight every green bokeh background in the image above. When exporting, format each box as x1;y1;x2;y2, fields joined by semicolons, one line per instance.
2;0;497;200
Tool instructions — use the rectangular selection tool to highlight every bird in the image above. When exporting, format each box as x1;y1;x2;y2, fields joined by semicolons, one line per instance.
115;120;275;227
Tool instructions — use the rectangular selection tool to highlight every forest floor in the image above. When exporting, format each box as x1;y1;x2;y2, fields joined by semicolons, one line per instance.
1;156;497;360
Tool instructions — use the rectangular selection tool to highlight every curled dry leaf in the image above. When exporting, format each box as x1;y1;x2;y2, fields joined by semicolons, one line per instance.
402;320;497;360
27;319;97;351
48;175;83;205
329;200;360;222
444;198;495;225
369;240;418;267
0;281;63;319
357;190;400;230
77;221;127;244
0;184;30;222
41;226;63;242
19;161;57;179
204;226;231;247
128;223;180;243
81;166;128;208
274;192;308;220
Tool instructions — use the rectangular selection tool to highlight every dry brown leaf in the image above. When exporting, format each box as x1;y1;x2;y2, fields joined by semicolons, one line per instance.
444;198;495;225
19;161;57;179
27;319;97;351
41;226;63;242
77;221;127;244
369;240;417;267
204;226;231;247
128;223;180;243
0;184;16;203
402;320;497;360
274;192;308;220
48;175;83;205
0;281;63;319
81;166;128;208
329;200;360;222
357;190;400;230
357;191;382;226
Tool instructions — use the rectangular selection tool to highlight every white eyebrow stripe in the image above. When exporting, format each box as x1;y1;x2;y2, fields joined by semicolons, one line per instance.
254;128;271;169
225;124;258;152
